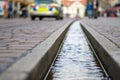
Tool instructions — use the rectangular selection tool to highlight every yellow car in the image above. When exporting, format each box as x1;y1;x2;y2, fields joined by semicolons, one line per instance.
29;0;63;20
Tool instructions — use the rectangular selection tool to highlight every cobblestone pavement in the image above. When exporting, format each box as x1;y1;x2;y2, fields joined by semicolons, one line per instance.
81;17;120;48
0;18;73;73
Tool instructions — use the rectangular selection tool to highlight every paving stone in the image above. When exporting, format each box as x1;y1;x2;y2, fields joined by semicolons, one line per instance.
81;17;120;47
0;18;72;73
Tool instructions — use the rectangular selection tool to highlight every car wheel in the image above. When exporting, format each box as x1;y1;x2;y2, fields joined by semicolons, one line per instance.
60;17;63;20
39;17;43;20
31;16;35;20
56;17;59;20
56;17;63;20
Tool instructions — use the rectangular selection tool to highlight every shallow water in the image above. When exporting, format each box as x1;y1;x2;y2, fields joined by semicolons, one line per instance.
46;21;108;80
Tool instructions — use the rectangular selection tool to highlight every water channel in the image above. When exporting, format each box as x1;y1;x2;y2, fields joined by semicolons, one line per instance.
45;21;110;80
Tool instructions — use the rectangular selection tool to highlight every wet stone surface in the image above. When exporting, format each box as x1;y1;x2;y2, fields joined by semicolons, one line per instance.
47;21;108;80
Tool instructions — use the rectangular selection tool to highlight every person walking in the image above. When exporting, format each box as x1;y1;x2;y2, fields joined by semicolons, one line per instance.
92;0;99;18
21;7;28;18
8;1;13;18
87;1;93;18
13;8;17;18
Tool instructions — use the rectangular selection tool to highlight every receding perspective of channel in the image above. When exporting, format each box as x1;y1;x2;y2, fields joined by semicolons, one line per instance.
45;21;110;80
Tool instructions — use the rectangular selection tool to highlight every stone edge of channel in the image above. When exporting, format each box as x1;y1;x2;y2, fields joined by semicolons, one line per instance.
80;21;120;80
0;20;74;80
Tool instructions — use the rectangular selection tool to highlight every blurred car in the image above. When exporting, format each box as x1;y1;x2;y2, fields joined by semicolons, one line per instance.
29;0;63;20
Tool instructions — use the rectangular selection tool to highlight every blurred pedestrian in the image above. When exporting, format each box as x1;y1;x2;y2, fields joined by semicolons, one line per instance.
117;8;120;17
92;0;99;19
21;7;28;18
13;8;17;18
87;1;93;18
8;1;13;18
3;0;8;18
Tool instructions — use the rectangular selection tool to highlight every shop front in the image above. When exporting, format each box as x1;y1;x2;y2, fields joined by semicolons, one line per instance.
0;0;31;18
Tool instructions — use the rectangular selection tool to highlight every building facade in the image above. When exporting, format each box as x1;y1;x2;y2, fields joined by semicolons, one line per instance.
108;0;119;6
61;0;87;18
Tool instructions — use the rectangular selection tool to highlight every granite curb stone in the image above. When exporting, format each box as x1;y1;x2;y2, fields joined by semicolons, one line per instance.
80;19;120;80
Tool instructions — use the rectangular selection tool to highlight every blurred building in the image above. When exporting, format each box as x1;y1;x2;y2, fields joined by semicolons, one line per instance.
108;0;119;6
98;0;119;12
61;0;86;18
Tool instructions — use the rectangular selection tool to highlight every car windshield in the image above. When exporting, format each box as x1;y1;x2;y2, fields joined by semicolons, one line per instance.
35;0;54;4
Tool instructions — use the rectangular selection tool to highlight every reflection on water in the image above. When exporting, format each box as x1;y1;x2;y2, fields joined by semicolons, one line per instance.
46;21;108;80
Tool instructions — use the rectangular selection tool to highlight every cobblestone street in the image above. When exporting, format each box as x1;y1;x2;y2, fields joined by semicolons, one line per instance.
0;18;73;73
81;18;120;48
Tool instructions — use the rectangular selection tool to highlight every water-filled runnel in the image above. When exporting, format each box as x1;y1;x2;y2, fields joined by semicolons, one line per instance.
46;21;109;80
